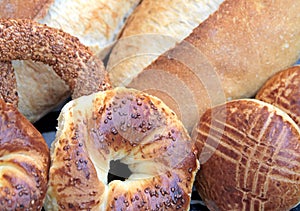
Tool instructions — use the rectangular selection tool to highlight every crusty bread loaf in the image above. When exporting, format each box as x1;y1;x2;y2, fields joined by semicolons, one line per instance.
0;99;50;210
39;0;141;59
192;99;300;211
107;0;224;87
122;0;300;132
1;0;140;122
256;65;300;127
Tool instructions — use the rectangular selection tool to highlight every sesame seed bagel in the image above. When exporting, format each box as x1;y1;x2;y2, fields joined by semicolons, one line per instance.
45;87;199;210
0;19;110;117
0;61;17;107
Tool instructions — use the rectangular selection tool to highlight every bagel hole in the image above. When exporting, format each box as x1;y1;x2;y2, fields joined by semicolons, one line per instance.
108;160;132;183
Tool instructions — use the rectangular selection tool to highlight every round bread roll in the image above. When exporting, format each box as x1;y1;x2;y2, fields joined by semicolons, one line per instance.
0;19;110;121
192;99;300;211
45;87;199;210
0;99;50;210
256;65;300;127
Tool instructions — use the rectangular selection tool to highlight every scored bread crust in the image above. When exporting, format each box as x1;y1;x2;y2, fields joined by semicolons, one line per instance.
124;0;300;133
0;0;53;19
0;99;50;210
192;99;300;211
256;65;300;127
45;87;199;210
0;19;111;121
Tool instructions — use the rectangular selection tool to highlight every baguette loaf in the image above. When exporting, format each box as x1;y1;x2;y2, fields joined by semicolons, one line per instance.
1;0;140;122
107;0;224;87
125;0;300;132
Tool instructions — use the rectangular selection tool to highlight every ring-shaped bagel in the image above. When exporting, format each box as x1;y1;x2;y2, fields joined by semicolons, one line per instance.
0;18;110;100
45;87;199;210
0;99;50;210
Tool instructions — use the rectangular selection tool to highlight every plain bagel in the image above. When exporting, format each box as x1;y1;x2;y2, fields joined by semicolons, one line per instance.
45;87;199;210
0;99;50;210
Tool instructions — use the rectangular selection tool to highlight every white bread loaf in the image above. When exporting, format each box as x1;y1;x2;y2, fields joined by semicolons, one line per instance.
117;0;300;133
1;0;140;122
38;0;141;59
107;0;224;87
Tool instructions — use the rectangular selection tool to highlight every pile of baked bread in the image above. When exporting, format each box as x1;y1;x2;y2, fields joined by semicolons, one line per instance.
0;0;299;210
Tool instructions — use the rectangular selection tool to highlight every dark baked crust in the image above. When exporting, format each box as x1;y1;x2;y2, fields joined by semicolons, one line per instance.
0;19;110;99
193;99;300;211
256;65;300;127
0;99;50;210
45;87;199;210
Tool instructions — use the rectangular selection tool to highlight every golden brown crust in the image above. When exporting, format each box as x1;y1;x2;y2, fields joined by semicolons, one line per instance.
108;0;223;88
0;19;110;99
185;0;300;98
0;0;53;20
45;87;199;210
0;61;18;106
256;65;300;127
192;99;300;211
0;99;50;210
128;42;220;133
127;0;300;133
